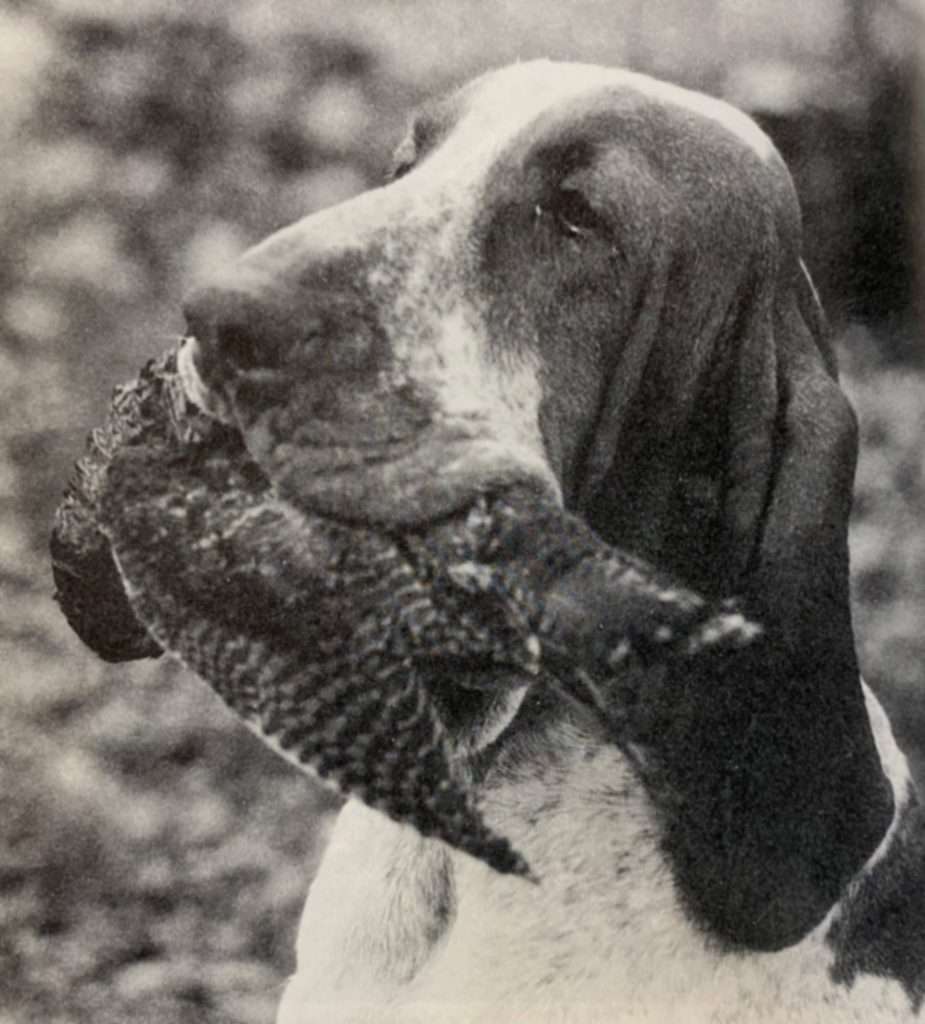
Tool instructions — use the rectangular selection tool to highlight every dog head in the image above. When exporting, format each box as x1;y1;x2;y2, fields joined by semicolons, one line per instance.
181;56;852;714
180;62;893;950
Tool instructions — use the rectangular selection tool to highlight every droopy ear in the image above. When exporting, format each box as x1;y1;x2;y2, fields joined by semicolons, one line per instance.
635;260;894;950
580;249;858;636
725;259;857;646
560;104;894;947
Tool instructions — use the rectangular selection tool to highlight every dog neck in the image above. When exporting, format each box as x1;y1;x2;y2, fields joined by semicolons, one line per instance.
279;685;913;1024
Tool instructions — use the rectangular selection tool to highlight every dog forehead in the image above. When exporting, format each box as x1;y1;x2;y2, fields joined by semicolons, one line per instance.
437;60;776;170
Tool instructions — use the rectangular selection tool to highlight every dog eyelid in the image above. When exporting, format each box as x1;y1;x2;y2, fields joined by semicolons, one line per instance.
387;134;418;182
388;159;416;182
545;184;602;240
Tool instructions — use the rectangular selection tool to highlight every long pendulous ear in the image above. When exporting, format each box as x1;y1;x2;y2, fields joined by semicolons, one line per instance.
525;92;895;946
723;258;854;624
650;256;895;950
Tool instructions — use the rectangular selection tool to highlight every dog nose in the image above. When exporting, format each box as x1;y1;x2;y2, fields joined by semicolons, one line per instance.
183;285;295;377
182;281;387;386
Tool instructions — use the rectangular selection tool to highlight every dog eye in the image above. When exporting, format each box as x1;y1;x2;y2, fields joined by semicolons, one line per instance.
547;186;602;239
387;133;417;183
387;157;415;183
389;157;416;182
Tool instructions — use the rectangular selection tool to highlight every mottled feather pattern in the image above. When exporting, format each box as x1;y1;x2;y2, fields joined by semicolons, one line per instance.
52;350;760;879
99;438;535;876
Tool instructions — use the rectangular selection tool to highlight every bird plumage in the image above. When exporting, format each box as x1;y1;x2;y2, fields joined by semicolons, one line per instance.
51;349;759;879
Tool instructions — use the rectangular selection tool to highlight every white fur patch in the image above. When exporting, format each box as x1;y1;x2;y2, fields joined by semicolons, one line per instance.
413;306;557;500
438;61;777;175
857;681;913;871
278;684;920;1023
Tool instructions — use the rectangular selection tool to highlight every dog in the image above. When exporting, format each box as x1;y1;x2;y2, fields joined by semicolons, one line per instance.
178;61;924;1023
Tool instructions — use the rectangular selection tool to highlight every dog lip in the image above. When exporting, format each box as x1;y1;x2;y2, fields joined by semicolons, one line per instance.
263;435;560;530
179;332;558;527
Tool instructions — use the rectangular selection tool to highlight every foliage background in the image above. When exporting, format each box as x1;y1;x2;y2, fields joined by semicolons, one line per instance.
1;1;922;1021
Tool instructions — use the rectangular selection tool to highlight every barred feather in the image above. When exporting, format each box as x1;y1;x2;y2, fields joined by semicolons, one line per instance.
51;349;760;879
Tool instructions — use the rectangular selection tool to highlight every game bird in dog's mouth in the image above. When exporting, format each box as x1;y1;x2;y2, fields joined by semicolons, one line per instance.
51;348;758;881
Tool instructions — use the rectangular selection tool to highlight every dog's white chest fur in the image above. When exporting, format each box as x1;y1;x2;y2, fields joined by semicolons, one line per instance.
277;702;915;1024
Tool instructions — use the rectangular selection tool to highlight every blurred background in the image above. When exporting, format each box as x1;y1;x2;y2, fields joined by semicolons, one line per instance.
1;1;922;1021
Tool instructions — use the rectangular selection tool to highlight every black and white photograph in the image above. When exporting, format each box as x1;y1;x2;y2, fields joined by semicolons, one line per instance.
2;1;923;1021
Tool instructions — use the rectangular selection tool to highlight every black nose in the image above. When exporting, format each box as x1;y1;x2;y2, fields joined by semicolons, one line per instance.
182;283;386;384
183;285;296;376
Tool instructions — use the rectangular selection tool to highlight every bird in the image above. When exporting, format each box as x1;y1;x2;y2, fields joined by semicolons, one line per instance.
51;349;760;880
